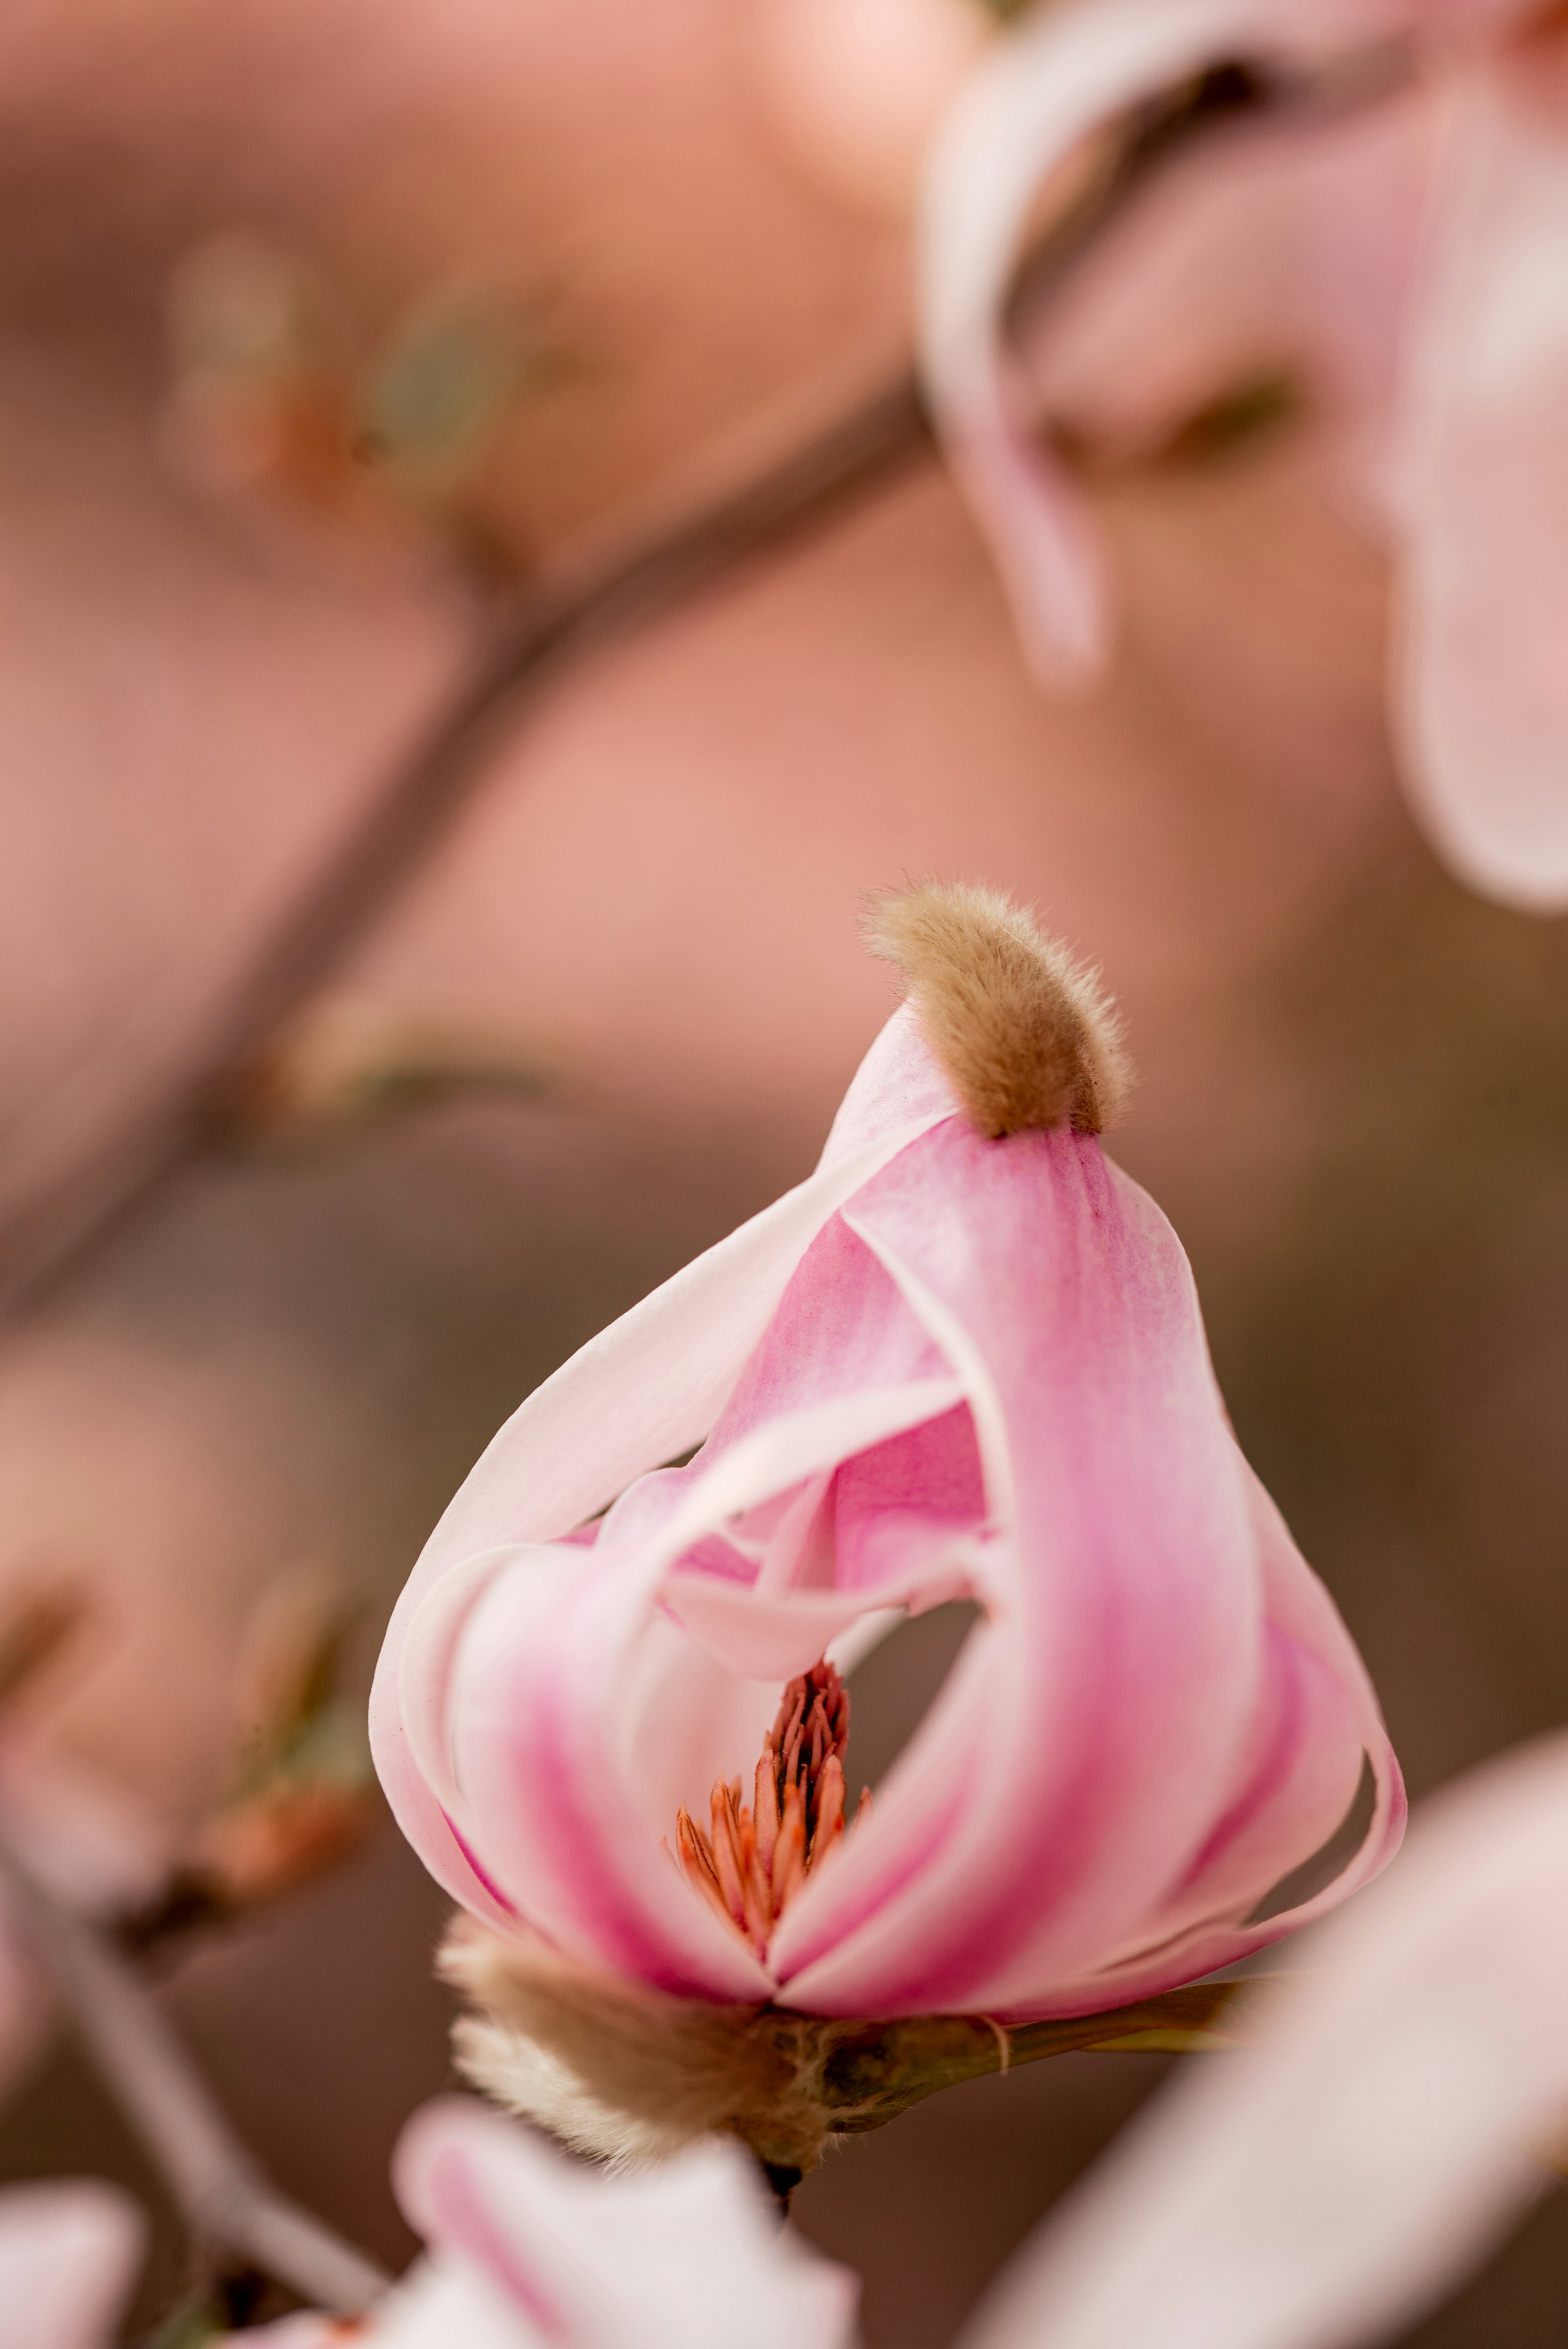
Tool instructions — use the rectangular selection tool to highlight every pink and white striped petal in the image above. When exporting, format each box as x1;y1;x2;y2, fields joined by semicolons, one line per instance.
391;2098;858;2349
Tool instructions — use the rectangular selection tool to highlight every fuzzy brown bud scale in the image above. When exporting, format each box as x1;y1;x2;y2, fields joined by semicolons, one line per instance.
864;880;1130;1138
442;1917;1249;2175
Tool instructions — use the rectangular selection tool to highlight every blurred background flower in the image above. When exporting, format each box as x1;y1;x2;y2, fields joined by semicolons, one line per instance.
918;0;1568;904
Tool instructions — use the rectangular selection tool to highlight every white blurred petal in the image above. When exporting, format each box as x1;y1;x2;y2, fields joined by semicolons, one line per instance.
1394;64;1568;907
394;2096;860;2349
918;0;1410;685
957;1731;1568;2349
0;2181;144;2349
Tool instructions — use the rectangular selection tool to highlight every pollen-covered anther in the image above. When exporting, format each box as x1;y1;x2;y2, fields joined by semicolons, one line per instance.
673;1660;867;1954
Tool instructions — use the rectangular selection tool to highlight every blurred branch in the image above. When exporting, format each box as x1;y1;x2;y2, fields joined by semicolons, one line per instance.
0;1818;391;2316
123;1571;380;1960
0;32;1414;1314
0;379;929;1314
0;1580;88;1710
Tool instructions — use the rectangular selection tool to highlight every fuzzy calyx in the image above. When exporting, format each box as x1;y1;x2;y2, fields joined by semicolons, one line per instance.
442;1920;1245;2174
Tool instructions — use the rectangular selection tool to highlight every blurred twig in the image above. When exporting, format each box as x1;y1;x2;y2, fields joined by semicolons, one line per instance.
122;1570;379;1959
0;1818;391;2316
0;32;1414;1314
0;1580;88;1710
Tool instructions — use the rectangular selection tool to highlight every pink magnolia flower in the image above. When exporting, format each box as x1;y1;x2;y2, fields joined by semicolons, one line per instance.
919;0;1568;908
373;888;1402;2023
960;1728;1568;2349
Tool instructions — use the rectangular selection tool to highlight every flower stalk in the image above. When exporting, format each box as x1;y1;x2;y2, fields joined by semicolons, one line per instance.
0;1816;390;2316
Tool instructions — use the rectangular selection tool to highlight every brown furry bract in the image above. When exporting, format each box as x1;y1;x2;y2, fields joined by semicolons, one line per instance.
864;881;1129;1138
441;1917;995;2175
439;1920;1229;2175
441;1916;798;2168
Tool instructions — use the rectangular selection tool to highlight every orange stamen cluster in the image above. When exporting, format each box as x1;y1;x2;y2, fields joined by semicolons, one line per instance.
673;1660;871;1956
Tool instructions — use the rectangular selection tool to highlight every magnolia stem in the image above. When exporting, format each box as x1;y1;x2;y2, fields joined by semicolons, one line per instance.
0;1823;391;2316
802;1979;1251;2149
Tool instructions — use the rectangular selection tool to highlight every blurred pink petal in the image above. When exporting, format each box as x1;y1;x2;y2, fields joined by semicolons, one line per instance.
958;1730;1568;2349
752;0;990;218
0;2181;144;2349
374;1005;1401;2016
387;2096;858;2348
1394;59;1568;906
0;1750;175;1920
372;1002;955;1938
1015;92;1435;528
1424;0;1552;32
917;0;1407;686
921;0;1568;906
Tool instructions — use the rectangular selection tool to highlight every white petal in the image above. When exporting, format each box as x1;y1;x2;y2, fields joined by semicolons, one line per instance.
958;1732;1568;2349
393;2098;860;2349
1394;64;1568;906
919;0;1415;684
0;2181;144;2349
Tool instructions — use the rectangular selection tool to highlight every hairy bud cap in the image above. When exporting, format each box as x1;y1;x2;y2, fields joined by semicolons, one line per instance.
863;881;1129;1138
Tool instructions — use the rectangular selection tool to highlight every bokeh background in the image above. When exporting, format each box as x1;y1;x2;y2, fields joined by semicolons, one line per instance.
1;2;1565;2340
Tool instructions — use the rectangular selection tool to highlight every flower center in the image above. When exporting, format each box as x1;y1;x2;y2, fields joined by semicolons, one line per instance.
672;1659;870;1956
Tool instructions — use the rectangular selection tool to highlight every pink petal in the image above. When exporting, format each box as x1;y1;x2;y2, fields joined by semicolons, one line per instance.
396;1543;574;1930
960;1732;1568;2349
1009;1470;1404;2014
1394;59;1568;906
918;0;1418;685
0;2181;144;2349
393;2097;859;2349
831;1400;988;1590
662;1571;918;1683
453;1562;776;1998
581;1211;957;1578
371;1010;953;1921
1133;1625;1363;1934
1015;86;1437;531
773;1125;1270;2010
773;1126;1400;2011
816;998;958;1167
700;1209;954;1446
446;1372;971;1998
